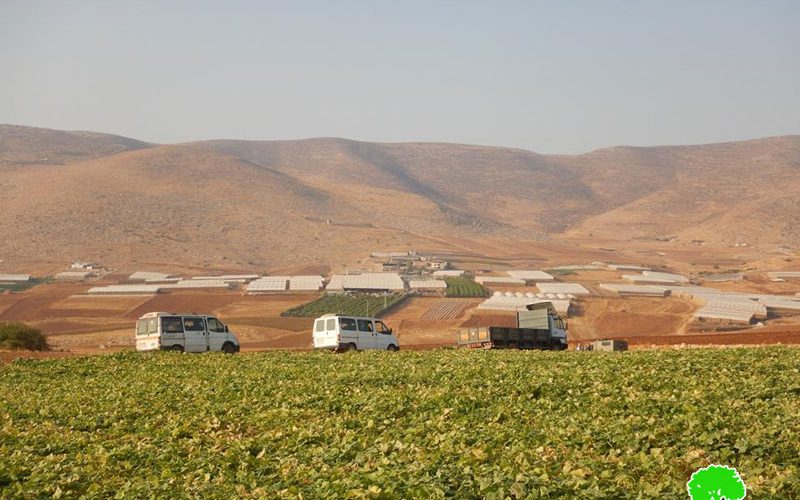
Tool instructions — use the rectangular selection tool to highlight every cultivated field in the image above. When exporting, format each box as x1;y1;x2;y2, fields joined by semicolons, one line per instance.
444;277;489;298
281;293;406;319
1;348;798;497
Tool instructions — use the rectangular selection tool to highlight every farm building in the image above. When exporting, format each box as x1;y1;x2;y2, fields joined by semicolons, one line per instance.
477;292;570;315
433;270;466;278
129;271;175;282
607;264;650;271
623;271;689;285
246;277;289;294
326;273;405;292
409;279;447;295
162;280;233;290
550;265;601;271
54;271;96;281
289;276;324;291
598;284;671;297
192;275;260;283
474;276;526;286
694;306;755;325
88;285;162;295
70;261;101;270
0;274;31;283
536;282;590;295
506;270;555;282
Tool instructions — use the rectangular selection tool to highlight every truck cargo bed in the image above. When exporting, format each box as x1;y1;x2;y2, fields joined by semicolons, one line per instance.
458;327;566;350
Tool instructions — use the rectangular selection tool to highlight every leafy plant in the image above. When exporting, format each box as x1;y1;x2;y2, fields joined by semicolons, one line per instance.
0;322;48;351
1;348;798;497
444;277;489;297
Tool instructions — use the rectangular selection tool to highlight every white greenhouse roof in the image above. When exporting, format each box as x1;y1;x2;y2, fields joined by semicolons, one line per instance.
607;264;651;271
326;273;404;291
599;284;670;297
88;285;162;295
246;279;288;293
192;274;261;282
477;295;570;315
767;271;800;280
536;283;590;295
0;274;31;282
409;279;447;289
506;270;555;281
129;271;173;281
432;270;466;277
162;280;233;290
289;276;324;291
474;276;526;285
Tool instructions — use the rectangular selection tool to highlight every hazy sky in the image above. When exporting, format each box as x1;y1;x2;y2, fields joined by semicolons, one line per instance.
2;1;799;153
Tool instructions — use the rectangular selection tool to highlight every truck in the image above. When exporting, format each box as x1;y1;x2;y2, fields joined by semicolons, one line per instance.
457;302;568;350
135;312;241;354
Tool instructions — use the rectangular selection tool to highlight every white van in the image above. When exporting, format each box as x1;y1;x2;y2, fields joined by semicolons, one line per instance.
136;312;241;354
312;314;399;351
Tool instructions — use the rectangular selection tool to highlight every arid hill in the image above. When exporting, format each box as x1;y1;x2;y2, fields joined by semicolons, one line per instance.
1;125;798;270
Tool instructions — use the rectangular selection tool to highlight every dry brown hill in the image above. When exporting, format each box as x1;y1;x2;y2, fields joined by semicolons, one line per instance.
1;125;798;271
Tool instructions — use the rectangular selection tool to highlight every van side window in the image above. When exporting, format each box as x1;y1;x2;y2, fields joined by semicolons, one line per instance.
183;317;206;332
376;321;390;334
339;318;357;331
326;318;335;330
357;319;374;332
315;320;325;332
207;318;225;332
162;317;183;333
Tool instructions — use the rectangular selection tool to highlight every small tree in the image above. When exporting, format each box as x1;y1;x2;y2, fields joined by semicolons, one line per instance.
687;465;746;500
0;322;48;351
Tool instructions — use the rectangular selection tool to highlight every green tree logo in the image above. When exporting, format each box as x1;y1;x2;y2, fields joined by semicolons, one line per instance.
687;465;746;500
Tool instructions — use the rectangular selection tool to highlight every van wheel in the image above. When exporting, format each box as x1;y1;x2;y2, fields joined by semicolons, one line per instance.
170;345;183;352
344;343;357;352
222;342;236;355
387;344;399;352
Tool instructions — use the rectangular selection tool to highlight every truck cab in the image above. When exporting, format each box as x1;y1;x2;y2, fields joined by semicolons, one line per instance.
135;312;241;354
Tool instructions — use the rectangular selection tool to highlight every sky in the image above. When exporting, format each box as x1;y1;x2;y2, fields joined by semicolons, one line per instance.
1;0;799;154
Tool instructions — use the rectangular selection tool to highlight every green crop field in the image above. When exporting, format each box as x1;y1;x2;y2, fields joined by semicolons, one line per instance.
444;277;489;298
1;349;799;498
281;293;406;318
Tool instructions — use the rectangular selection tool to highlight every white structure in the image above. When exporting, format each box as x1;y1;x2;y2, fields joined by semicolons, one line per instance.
246;277;289;294
163;280;233;290
88;285;162;295
474;276;526;286
0;274;31;282
607;264;651;271
694;306;755;324
477;293;571;315
55;271;95;281
192;274;260;283
409;279;447;290
536;282;590;295
289;276;325;291
506;270;555;282
326;273;405;292
71;262;100;270
599;284;671;297
550;265;601;271
433;270;466;278
623;271;689;284
129;271;174;282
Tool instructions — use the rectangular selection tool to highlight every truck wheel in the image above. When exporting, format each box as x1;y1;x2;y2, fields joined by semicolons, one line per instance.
550;343;562;351
170;345;183;352
387;344;399;352
222;342;236;355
